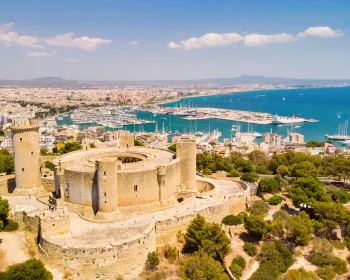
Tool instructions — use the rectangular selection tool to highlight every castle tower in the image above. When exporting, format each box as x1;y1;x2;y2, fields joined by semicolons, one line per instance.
11;118;42;191
157;166;167;204
96;158;120;218
176;136;197;192
120;132;134;148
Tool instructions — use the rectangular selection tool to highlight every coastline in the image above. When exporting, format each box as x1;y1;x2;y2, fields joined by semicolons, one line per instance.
157;84;350;106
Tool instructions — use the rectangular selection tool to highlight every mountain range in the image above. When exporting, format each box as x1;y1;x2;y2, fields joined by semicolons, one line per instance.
0;75;350;87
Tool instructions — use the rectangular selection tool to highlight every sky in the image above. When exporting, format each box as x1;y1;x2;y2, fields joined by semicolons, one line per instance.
0;0;350;81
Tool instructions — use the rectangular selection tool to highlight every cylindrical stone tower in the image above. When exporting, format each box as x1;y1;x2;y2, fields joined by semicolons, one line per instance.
176;136;197;192
157;166;167;204
11;118;42;191
96;158;119;215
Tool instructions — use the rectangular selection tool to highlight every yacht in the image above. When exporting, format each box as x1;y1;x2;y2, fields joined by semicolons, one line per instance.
272;114;305;124
325;120;350;141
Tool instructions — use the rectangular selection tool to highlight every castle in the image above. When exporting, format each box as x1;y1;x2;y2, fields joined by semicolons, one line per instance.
9;118;250;279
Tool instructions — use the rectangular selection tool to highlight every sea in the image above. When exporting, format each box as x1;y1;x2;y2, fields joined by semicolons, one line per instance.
57;87;350;143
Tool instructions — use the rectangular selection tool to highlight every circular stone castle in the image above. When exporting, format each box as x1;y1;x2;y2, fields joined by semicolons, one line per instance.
53;137;197;220
9;118;250;279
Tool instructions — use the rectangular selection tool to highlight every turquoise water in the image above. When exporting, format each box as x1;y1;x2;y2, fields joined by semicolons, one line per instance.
162;87;350;142
57;87;350;143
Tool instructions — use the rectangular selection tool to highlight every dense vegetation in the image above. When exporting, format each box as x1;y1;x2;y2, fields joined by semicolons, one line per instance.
0;149;14;174
0;196;18;232
0;259;53;280
52;141;82;154
196;150;350;183
180;215;231;279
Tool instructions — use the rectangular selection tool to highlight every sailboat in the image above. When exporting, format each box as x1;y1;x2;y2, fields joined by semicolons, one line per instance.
325;120;350;141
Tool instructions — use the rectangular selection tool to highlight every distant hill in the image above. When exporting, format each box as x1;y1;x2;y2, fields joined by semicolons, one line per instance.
0;75;350;87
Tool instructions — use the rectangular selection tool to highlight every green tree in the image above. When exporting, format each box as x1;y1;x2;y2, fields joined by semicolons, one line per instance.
244;215;267;240
249;200;270;217
276;165;291;178
227;168;240;177
180;250;227;280
258;178;279;194
285;211;314;246
280;268;318;280
58;142;81;154
240;172;259;183
0;259;53;280
0;150;14;174
134;139;144;146
243;242;257;256
315;266;336;280
221;215;242;226
290;177;326;207
0;196;10;223
168;144;176;152
146;252;160;271
267;195;282;205
164;245;177;263
183;215;231;260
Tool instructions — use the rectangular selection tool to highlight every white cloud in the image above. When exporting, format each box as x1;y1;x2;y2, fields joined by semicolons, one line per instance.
168;41;182;49
129;41;138;45
51;50;58;54
0;23;44;48
169;26;343;50
45;33;111;51
0;22;14;33
169;33;243;50
298;26;343;38
63;58;79;63
26;52;49;57
243;33;295;47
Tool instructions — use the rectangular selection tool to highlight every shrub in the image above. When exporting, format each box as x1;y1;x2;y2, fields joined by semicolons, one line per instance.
267;195;283;205
241;172;259;183
249;261;280;280
330;240;345;250
330;256;347;275
146;252;160;271
244;215;267;240
227;168;240;177
231;255;246;269
134;139;144;146
315;266;336;280
3;219;19;232
249;200;270;217
229;263;243;279
0;259;53;280
280;268;318;280
258;178;279;194
243;242;257;256
237;211;248;222
202;168;212;175
180;250;227;280
164;245;177;263
221;215;242;226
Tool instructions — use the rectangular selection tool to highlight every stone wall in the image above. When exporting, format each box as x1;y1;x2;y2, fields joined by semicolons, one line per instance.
40;222;156;279
0;174;15;194
42;177;55;193
155;202;228;232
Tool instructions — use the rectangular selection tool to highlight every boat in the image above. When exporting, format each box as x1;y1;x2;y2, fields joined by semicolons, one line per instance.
251;131;262;137
282;97;285;101
272;114;305;124
325;120;350;141
295;125;301;128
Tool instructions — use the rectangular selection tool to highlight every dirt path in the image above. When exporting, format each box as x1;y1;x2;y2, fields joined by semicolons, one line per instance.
242;260;259;280
0;231;28;270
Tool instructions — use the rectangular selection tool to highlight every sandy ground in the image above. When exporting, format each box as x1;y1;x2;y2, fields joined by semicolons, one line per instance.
0;230;64;279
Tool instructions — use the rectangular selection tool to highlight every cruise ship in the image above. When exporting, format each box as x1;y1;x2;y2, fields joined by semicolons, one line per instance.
272;114;305;124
